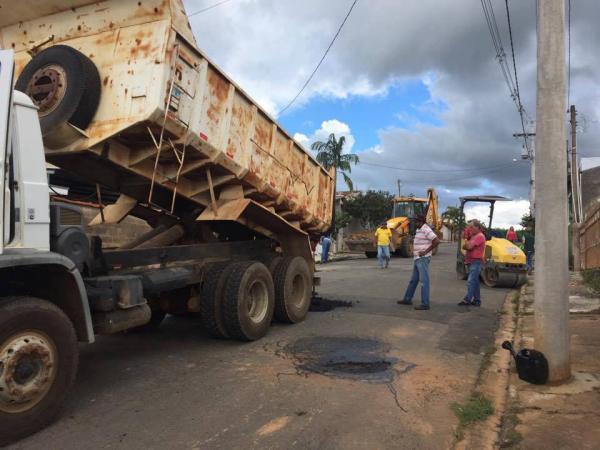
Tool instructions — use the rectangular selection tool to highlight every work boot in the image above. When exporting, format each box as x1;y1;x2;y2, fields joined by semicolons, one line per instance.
414;305;430;310
397;299;412;305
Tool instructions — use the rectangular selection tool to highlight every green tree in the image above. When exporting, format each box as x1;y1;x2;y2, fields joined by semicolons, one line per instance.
442;206;464;229
342;190;394;228
311;133;359;190
520;212;534;229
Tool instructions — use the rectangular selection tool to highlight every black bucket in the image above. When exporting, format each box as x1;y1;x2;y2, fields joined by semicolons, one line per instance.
502;341;549;385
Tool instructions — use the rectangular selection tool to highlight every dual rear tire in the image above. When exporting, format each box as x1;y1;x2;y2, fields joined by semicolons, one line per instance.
200;257;312;341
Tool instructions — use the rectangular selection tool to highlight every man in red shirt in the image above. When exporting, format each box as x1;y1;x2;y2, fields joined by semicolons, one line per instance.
458;220;486;306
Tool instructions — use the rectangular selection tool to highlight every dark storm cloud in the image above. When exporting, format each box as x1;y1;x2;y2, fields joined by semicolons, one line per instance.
184;0;600;209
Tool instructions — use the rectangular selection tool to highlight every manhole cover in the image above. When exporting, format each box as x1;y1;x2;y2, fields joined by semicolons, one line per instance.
286;336;412;383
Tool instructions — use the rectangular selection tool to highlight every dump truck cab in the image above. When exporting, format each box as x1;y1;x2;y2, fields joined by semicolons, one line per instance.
455;195;527;288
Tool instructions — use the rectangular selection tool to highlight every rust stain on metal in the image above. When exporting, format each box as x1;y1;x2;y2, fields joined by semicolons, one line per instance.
3;0;334;236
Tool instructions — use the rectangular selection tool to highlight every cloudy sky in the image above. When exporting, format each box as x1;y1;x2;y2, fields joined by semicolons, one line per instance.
183;0;600;228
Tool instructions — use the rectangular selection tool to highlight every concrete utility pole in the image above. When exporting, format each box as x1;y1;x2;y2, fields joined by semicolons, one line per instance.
570;105;581;272
534;0;571;383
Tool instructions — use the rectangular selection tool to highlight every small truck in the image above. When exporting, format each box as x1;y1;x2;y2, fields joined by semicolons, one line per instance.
0;2;333;443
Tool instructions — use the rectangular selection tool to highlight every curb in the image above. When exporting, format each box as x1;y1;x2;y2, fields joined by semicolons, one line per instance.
453;285;525;449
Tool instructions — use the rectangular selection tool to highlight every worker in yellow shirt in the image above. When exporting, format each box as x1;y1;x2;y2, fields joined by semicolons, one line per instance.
373;222;392;269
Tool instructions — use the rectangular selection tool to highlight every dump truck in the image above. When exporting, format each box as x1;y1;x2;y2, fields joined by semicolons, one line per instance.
456;196;527;288
345;188;440;258
0;1;334;444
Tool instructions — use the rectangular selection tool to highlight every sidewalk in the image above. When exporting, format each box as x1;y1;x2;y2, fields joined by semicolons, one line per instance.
499;274;600;449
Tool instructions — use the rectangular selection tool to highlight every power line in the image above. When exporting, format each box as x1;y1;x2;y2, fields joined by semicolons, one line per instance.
357;160;516;174
480;0;532;155
567;0;571;107
188;0;234;18
505;0;530;157
278;0;359;115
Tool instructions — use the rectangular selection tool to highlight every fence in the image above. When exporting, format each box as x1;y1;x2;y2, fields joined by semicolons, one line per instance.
580;203;600;270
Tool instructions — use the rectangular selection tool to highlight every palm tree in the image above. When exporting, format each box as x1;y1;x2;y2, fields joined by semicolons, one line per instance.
311;133;359;190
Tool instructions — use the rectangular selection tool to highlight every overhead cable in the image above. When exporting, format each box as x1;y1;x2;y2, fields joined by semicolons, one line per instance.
278;0;359;115
504;0;530;157
188;0;234;18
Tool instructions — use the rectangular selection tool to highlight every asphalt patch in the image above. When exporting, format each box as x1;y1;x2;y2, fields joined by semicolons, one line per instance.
310;295;353;312
286;336;413;383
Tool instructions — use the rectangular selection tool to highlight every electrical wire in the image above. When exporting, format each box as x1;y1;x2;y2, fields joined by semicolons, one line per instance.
505;0;530;157
188;0;234;18
480;0;532;156
278;0;359;115
567;0;571;108
357;160;516;173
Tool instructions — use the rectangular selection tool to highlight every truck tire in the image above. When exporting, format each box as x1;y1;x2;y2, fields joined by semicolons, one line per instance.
200;262;235;339
398;236;414;258
272;257;312;324
0;297;78;447
15;45;101;133
365;251;377;259
267;256;283;275
222;261;275;341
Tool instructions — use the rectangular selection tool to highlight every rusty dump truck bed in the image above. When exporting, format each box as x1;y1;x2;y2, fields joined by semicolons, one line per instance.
0;0;334;237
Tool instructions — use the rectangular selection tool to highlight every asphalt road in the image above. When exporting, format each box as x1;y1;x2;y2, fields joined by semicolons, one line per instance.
10;243;510;450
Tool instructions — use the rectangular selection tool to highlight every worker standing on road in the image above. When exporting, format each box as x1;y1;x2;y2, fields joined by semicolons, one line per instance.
506;226;518;243
320;235;332;263
374;222;392;269
522;224;535;275
458;220;486;307
398;215;440;310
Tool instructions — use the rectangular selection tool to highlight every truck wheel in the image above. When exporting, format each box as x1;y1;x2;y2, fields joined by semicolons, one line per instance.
365;251;377;259
267;256;283;275
0;297;78;446
272;257;312;324
222;262;275;341
15;45;101;133
200;262;235;339
398;236;414;258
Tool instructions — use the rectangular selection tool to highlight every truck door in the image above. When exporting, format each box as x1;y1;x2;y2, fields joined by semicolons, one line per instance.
0;50;15;252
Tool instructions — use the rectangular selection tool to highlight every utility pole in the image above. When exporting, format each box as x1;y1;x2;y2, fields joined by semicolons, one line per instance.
534;0;570;383
397;179;401;197
514;132;536;214
570;105;581;272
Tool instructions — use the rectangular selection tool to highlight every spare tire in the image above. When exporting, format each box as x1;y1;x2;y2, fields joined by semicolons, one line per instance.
15;45;101;133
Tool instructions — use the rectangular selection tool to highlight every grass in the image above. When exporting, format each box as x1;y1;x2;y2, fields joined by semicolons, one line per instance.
582;269;600;295
499;406;523;448
451;394;494;427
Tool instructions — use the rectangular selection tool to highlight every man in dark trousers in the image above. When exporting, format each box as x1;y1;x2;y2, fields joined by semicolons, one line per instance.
458;219;486;307
522;224;535;275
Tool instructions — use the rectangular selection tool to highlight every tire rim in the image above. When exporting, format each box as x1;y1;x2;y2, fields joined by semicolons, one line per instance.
246;279;269;324
25;64;68;116
290;273;307;309
0;331;58;414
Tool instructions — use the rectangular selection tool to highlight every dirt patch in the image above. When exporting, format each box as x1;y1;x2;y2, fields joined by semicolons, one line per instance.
286;336;414;383
256;416;292;436
310;296;353;312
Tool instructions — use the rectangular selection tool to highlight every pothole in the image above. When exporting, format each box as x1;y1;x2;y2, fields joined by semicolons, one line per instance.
286;336;413;383
310;296;353;312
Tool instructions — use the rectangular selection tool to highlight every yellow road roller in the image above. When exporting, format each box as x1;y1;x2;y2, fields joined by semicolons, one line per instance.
456;196;528;288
